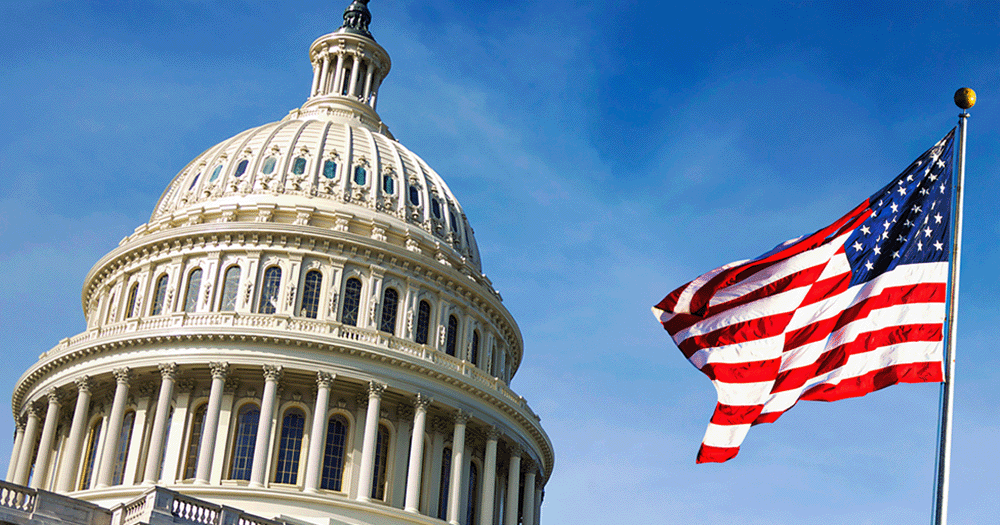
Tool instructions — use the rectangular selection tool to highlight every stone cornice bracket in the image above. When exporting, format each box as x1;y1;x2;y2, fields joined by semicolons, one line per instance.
137;382;155;397
159;362;178;381
224;377;241;394
413;393;432;411
75;375;92;394
113;367;132;386
209;362;230;380
176;378;196;393
367;380;386;399
263;364;284;382
316;371;334;388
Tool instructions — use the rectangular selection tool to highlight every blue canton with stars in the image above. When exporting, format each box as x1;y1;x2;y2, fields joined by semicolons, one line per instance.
844;129;955;287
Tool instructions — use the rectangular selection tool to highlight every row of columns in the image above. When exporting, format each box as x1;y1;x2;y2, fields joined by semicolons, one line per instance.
8;366;543;525
310;48;383;109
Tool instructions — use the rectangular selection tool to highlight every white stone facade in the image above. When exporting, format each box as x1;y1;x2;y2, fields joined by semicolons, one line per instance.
6;3;552;525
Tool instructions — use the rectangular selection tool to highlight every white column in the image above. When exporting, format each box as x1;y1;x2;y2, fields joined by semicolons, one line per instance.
523;468;536;525
14;406;41;485
534;487;543;525
30;389;62;489
355;381;385;502
7;418;25;482
249;364;282;487
446;411;470;525
505;445;521;525
312;55;325;95
332;53;345;94
161;379;194;483
348;55;361;97
96;368;131;488
363;65;375;102
57;377;92;491
479;428;500;525
425;420;446;515
195;362;228;484
303;372;334;493
143;363;177;484
404;394;431;512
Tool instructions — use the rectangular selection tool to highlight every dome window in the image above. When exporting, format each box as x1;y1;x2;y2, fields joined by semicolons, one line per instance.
262;157;277;175
383;175;395;195
379;288;399;334
471;330;480;365
183;269;202;313
219;266;241;311
431;199;442;219
151;275;169;316
274;409;306;484
322;160;338;179
188;173;201;191
408;185;420;205
257;266;282;314
234;159;249;178
415;300;431;344
300;270;323;319
125;282;140;319
209;164;224;183
354;165;367;185
229;404;260;481
370;424;390;500
449;211;459;233
445;314;459;356
341;277;363;326
291;157;307;175
321;415;349;491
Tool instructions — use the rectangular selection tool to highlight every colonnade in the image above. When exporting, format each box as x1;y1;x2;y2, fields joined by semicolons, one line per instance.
310;44;385;109
8;363;544;525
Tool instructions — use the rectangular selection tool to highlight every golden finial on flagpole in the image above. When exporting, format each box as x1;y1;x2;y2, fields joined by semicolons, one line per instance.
954;88;976;110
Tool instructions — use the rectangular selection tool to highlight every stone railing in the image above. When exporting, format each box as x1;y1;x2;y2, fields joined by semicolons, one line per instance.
0;480;111;525
47;312;541;424
112;486;283;525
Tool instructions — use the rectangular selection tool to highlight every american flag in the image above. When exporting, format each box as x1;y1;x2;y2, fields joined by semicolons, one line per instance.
652;129;955;464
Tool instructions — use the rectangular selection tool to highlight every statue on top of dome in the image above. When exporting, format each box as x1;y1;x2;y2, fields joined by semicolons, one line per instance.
339;0;373;39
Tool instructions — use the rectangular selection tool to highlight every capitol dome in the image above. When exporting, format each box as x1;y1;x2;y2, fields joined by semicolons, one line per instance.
4;3;552;525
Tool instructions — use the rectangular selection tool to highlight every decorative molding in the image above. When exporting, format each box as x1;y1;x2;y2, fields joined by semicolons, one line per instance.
316;371;334;389
75;375;93;394
367;381;386;399
159;362;178;381
113;367;132;386
209;362;230;380
262;364;283;382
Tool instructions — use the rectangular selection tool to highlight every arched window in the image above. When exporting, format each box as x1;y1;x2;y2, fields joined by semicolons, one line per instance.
450;210;459;233
188;173;201;191
300;270;323;319
234;159;249;178
183;268;202;313
370;424;390;500
184;404;207;479
274;409;306;484
446;315;459;356
341;278;362;326
209;164;224;183
353;165;367;185
125;282;140;319
383;175;395;194
438;447;452;519
291;157;307;175
471;330;480;365
408;185;420;206
219;266;241;312
322;160;337;179
431;199;442;219
229;404;260;480
112;411;135;485
151;274;169;316
79;420;102;490
321;415;349;491
416;300;431;345
466;462;479;525
379;288;399;334
258;266;282;314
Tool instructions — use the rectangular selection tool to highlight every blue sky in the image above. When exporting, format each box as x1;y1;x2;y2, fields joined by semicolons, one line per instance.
2;1;999;523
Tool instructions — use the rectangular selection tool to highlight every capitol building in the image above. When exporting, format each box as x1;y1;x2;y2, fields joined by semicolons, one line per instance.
1;2;553;525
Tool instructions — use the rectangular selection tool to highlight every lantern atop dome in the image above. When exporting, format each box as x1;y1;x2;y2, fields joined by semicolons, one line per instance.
337;0;374;40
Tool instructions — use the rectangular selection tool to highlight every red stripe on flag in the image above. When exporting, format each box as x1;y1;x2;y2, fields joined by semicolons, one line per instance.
799;361;944;402
677;312;795;359
697;444;741;464
702;358;781;383
799;271;850;308
709;403;764;425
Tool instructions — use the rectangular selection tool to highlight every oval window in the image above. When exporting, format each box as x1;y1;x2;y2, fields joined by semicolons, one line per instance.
383;176;395;194
292;157;307;175
262;157;277;175
234;159;249;177
188;173;201;190
431;199;441;219
209;164;223;182
322;160;337;179
354;166;367;185
408;185;420;205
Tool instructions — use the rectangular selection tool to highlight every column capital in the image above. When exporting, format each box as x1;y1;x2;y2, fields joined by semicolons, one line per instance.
316;371;334;388
158;362;179;381
263;364;284;382
485;426;501;442
413;393;432;411
14;416;26;431
75;375;93;394
508;442;522;459
24;404;39;419
46;387;62;407
209;362;230;379
113;367;132;385
453;410;471;426
367;381;386;399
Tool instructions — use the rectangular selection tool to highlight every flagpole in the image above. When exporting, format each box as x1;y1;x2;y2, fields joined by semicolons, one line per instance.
933;88;974;525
